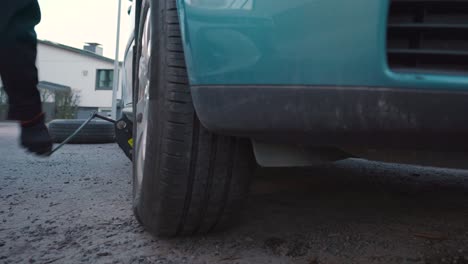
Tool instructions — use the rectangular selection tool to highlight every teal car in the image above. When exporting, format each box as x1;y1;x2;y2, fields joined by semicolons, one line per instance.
120;0;468;236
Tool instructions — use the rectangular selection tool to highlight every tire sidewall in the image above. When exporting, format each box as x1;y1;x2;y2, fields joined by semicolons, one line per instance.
133;0;167;227
132;0;150;221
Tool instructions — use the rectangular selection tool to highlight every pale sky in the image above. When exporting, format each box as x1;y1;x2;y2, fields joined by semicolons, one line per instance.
36;0;132;59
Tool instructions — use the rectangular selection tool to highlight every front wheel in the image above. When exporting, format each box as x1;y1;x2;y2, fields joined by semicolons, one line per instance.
132;0;255;237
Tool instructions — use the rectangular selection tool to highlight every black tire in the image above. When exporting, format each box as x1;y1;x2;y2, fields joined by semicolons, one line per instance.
48;119;115;144
132;0;255;237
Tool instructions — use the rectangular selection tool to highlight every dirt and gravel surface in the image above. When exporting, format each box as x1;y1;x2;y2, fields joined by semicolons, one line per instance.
1;122;467;264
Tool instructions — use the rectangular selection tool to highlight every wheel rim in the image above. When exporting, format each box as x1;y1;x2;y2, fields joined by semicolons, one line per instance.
135;9;152;195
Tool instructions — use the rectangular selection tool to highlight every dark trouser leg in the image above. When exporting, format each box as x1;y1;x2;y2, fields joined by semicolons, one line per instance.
0;0;42;121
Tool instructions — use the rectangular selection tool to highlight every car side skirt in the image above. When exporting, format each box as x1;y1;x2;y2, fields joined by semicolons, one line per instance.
192;85;468;152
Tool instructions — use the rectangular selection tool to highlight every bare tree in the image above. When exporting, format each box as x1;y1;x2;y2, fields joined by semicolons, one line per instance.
55;89;80;119
0;87;7;119
39;88;55;103
0;89;6;104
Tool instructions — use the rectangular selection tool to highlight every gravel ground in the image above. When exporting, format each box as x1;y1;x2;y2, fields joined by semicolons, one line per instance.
0;122;467;264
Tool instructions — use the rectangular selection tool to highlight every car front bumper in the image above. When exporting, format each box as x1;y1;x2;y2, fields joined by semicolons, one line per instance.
178;0;468;151
178;0;468;91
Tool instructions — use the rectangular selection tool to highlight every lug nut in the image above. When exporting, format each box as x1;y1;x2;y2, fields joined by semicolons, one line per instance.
117;120;127;130
137;113;143;123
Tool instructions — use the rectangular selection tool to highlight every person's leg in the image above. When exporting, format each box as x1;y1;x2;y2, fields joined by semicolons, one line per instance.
0;0;42;121
0;0;51;155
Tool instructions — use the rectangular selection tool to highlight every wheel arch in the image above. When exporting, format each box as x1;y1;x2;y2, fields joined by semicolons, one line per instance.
175;0;197;85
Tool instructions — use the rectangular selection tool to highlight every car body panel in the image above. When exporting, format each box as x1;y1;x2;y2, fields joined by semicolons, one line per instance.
121;0;137;110
176;0;468;91
122;37;134;108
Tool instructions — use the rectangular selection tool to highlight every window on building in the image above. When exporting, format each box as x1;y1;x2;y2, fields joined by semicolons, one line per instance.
96;69;114;90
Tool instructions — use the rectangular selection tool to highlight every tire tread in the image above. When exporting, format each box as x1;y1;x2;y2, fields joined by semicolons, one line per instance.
135;0;254;237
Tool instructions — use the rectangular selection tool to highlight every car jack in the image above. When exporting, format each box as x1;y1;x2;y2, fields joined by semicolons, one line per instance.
47;112;133;160
114;114;133;160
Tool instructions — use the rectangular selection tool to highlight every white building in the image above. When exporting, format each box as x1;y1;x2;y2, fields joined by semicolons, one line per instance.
37;40;118;118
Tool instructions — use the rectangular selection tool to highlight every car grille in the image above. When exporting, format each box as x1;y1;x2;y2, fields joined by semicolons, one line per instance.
387;0;468;75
